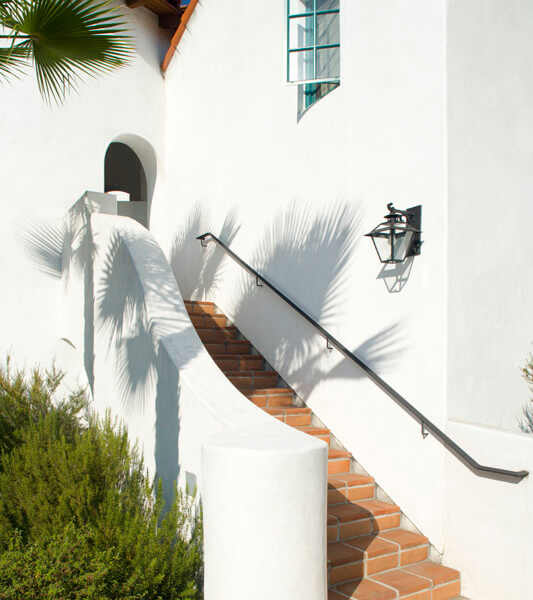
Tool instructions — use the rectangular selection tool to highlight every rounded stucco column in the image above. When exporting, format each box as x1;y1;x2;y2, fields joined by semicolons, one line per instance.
202;425;328;600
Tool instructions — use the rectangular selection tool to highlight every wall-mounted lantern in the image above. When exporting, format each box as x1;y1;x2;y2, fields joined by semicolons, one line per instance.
365;203;422;264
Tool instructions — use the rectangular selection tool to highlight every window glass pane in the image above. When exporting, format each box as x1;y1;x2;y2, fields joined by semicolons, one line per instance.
316;0;339;10
289;0;314;15
289;15;314;50
316;46;340;79
289;49;314;82
316;12;339;46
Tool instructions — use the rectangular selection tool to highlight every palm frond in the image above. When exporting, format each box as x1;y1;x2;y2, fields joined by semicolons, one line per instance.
0;44;30;78
0;0;133;103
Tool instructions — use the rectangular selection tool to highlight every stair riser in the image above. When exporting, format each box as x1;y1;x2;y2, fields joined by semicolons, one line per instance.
214;357;264;371
191;314;228;328
229;375;279;390
197;329;238;342
328;459;351;475
205;342;251;355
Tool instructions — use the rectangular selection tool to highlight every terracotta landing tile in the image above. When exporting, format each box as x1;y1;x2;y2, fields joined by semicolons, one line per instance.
343;535;398;559
371;569;430;596
403;563;460;586
378;529;428;550
335;578;397;600
328;542;364;566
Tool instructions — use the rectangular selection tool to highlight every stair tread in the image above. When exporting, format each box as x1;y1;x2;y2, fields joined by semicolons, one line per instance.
377;528;428;549
246;388;293;396
342;535;399;558
227;370;278;377
402;561;460;585
328;500;400;523
328;474;374;488
370;569;431;596
334;578;397;600
263;407;311;416
296;425;330;435
211;353;261;359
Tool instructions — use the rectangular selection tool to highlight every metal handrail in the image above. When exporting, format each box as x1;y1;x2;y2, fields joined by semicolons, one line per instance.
197;232;529;484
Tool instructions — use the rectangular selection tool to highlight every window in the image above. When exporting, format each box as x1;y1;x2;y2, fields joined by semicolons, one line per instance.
287;0;340;85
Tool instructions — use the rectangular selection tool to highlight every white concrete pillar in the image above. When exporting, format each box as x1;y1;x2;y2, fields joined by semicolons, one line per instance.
202;425;328;600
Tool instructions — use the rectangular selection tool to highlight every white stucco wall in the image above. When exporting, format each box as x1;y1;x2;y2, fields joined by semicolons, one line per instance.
447;0;533;431
161;0;450;549
0;4;166;379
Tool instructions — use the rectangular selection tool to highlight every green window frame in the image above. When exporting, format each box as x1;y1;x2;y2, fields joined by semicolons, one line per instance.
287;0;340;85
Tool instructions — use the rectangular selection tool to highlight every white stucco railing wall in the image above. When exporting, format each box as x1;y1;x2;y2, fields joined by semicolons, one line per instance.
61;192;327;600
443;422;533;600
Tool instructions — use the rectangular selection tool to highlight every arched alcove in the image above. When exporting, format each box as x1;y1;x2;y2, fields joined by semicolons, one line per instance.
104;141;150;227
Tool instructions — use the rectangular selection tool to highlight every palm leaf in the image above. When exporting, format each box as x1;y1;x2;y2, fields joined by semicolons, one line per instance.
0;0;133;103
0;45;30;78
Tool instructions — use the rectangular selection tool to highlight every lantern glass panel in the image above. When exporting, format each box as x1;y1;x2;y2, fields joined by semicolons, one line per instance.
390;227;414;262
371;232;393;263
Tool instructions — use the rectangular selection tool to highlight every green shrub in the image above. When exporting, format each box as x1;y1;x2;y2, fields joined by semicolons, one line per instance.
520;355;533;434
0;361;203;599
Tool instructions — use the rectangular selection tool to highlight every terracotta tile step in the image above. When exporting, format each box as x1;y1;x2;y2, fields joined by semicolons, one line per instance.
205;339;250;355
196;326;239;341
227;371;279;391
246;388;294;408
328;500;401;543
295;425;331;445
212;354;264;371
332;562;460;600
328;449;351;475
327;529;429;585
184;300;217;315
262;406;312;426
328;473;375;504
191;313;229;328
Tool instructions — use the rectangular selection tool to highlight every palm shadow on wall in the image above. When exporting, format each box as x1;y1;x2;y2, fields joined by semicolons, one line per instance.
169;202;240;300
97;230;201;506
230;201;405;397
21;206;96;393
21;216;199;506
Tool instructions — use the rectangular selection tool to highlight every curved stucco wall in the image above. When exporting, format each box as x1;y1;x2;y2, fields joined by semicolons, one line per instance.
62;192;327;600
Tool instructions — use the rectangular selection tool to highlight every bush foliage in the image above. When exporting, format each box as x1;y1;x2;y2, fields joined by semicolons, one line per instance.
0;361;202;599
521;355;533;434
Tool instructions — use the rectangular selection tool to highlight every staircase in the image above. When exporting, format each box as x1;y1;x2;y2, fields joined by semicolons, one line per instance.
185;300;465;600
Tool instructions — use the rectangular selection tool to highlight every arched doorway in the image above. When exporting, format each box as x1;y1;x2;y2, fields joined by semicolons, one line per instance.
104;142;148;227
